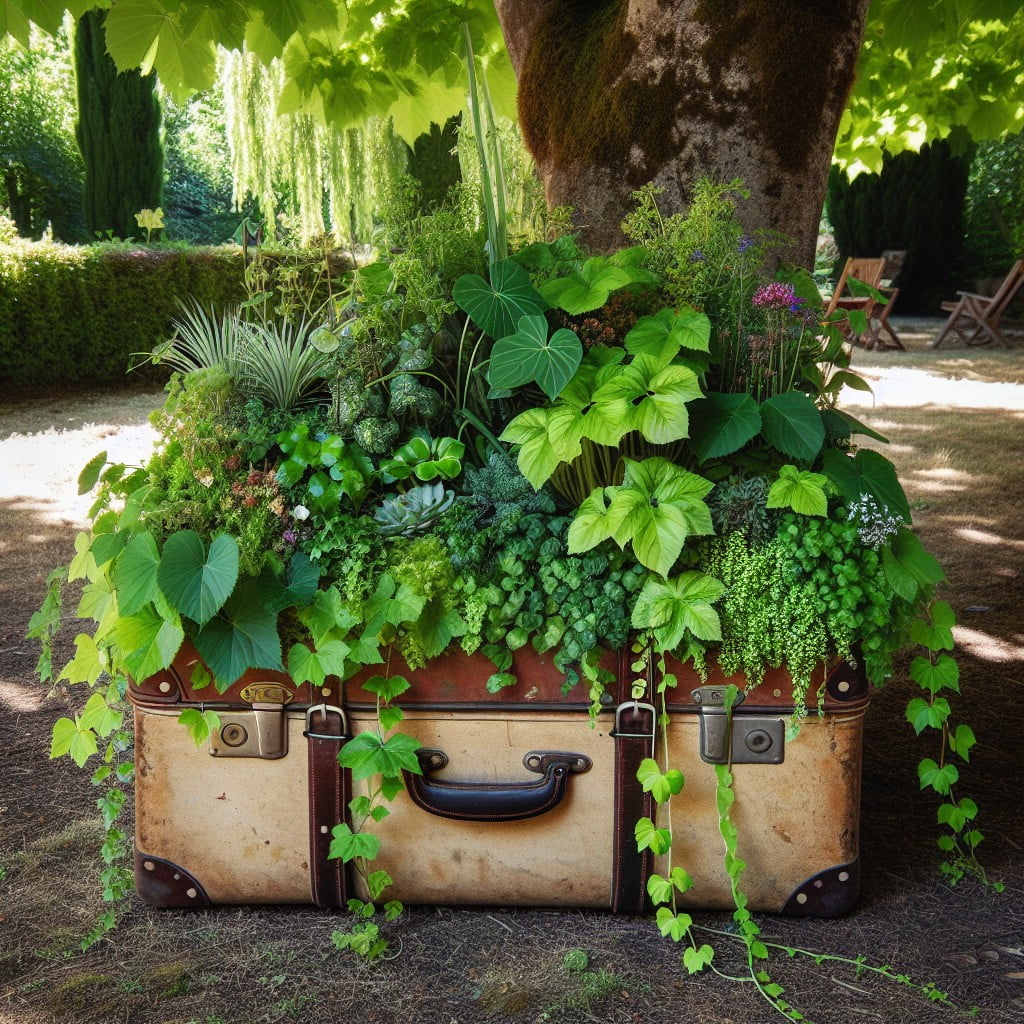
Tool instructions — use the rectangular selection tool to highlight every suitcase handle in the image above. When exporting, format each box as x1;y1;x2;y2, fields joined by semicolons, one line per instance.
403;749;591;822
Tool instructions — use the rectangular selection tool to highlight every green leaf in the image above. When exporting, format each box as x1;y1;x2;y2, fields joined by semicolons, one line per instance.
178;708;221;747
338;730;421;781
637;757;685;803
683;943;715;974
113;606;184;682
688;392;762;461
157;531;239;626
647;873;674;906
79;692;122;739
918;758;959;796
50;716;98;768
948;724;976;763
625;307;711;361
361;674;412;703
906;696;951;735
78;451;108;495
453;259;546;340
538;256;634;315
263;551;322;614
910;614;955;652
288;639;351;687
329;823;381;864
759;392;825;461
656;906;689;942
192;579;283;688
630;572;725;648
567;488;616;555
58;633;105;686
909;654;959;695
591;355;702;446
485;671;517;693
634;817;672;855
500;406;583;489
488;315;582;401
822;449;911;522
112;531;161;616
767;465;828;517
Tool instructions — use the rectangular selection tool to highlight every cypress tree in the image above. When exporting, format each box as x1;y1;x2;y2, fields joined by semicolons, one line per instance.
826;139;971;313
74;10;163;240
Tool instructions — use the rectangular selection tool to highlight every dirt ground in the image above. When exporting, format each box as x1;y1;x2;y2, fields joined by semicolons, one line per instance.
1;320;1023;1024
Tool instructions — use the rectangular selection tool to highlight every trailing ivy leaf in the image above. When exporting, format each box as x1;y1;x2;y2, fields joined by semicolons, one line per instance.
112;531;161;616
114;606;184;682
910;611;955;652
80;692;122;738
948;724;976;762
69;531;99;583
687;392;762;461
58;633;105;686
888;528;945;590
488;315;582;400
178;708;221;747
453;259;546;340
634;817;672;855
767;465;828;517
647;873;674;906
655;907;689;942
909;654;959;695
287;639;351;687
379;706;404;732
362;674;413;703
329;822;381;864
821;449;912;522
637;757;685;803
905;696;952;734
91;530;129;567
683;944;716;974
500;406;583;489
625;306;711;362
78;451;108;495
338;730;421;781
759;392;825;461
193;579;283;689
630;572;725;648
486;672;517;693
918;758;959;796
157;531;239;626
262;552;321;614
50;716;99;768
538;256;635;314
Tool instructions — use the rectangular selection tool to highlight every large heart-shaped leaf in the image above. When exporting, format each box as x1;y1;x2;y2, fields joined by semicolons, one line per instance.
453;259;546;340
192;579;284;690
262;552;322;614
688;392;762;462
822;448;911;521
488;315;583;400
157;531;239;626
759;392;825;462
631;572;726;648
766;465;828;517
625;307;711;363
591;356;703;445
114;606;185;683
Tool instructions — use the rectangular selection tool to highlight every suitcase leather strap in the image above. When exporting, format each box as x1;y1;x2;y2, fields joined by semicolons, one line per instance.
611;667;656;915
305;703;352;908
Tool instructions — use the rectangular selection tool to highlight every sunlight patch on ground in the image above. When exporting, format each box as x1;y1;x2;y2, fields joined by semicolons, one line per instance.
952;626;1024;664
914;468;974;481
956;527;1024;550
843;368;1024;411
0;679;47;712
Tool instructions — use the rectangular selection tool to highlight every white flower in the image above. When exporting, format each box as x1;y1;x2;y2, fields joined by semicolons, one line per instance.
292;504;310;521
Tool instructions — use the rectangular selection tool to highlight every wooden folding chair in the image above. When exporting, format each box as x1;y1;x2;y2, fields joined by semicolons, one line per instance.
822;257;886;346
931;259;1024;348
866;250;906;350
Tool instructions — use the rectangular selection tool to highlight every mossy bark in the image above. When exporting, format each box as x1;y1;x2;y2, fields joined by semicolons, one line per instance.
494;0;870;266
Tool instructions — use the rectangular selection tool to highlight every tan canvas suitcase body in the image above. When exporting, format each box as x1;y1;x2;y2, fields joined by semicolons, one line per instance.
130;644;869;917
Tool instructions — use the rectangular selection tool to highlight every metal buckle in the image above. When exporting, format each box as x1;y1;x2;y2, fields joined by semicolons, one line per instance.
613;701;656;739
303;702;348;741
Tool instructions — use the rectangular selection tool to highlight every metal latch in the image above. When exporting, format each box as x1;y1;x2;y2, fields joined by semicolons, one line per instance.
209;683;292;759
691;686;784;765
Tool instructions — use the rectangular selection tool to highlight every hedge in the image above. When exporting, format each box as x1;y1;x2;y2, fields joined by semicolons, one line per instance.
0;241;247;388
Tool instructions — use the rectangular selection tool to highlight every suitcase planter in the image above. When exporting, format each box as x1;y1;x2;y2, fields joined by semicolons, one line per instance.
130;642;869;918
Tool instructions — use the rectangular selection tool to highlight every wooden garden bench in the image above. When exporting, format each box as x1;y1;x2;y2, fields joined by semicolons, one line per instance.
931;259;1024;348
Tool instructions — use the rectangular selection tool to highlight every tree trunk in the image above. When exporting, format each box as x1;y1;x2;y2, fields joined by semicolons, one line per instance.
494;0;870;268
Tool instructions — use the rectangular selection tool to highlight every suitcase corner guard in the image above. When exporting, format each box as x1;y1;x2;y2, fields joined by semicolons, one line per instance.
780;859;861;917
403;749;592;821
135;848;211;908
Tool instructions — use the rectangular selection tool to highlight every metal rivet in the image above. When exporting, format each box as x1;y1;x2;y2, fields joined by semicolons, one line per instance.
320;825;329;834
158;681;172;693
773;689;782;698
838;871;850;883
173;873;181;880
186;888;197;899
796;893;808;904
838;681;851;693
143;861;155;871
322;688;331;697
813;879;823;888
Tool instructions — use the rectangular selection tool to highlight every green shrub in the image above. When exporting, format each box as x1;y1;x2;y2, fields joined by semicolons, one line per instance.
0;241;247;387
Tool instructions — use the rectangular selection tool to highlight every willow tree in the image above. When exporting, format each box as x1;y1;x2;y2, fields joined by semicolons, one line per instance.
7;0;1023;263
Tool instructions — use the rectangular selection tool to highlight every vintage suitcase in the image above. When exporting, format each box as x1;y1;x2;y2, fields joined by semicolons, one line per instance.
130;643;869;917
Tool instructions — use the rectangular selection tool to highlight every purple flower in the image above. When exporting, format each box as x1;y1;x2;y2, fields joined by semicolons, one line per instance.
752;282;800;311
738;234;754;253
283;529;298;544
689;249;705;263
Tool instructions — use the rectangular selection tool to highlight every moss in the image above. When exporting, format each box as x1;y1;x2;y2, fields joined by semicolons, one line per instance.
694;0;865;174
517;0;680;186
